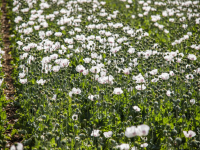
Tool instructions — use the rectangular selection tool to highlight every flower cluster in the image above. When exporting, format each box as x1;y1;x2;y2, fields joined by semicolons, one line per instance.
6;0;200;149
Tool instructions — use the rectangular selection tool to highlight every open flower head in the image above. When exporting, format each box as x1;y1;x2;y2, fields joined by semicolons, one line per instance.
113;88;123;95
103;131;113;138
91;129;100;137
183;130;196;138
136;124;150;136
116;144;130;150
10;143;23;150
125;126;137;138
133;106;141;112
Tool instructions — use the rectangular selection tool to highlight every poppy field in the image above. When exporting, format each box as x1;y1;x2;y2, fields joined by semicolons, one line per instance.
0;0;200;149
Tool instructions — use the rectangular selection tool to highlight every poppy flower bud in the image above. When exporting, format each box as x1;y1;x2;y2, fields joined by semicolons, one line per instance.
74;125;78;130
175;137;182;145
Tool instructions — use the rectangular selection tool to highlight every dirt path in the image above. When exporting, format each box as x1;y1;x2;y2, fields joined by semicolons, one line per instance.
1;0;22;148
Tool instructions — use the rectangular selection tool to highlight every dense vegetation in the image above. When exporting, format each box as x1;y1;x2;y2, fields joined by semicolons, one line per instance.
0;0;200;149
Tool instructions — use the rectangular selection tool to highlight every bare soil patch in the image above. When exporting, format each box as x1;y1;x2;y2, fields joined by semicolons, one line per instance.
1;0;22;148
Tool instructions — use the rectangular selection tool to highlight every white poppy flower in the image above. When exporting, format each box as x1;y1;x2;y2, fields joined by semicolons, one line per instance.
10;143;23;150
133;106;141;112
19;78;27;84
125;126;137;138
0;79;4;86
136;124;150;136
164;55;173;61
83;69;89;76
19;73;26;78
135;75;145;83
76;65;85;73
108;37;115;43
183;130;196;138
169;71;175;76
190;99;195;105
123;68;130;75
131;146;137;150
90;66;100;73
196;68;200;74
113;88;123;95
116;144;130;150
166;90;173;97
60;59;70;67
185;74;194;79
83;58;91;63
159;73;169;80
37;79;46;85
141;143;148;147
91;129;100;137
151;78;159;83
72;88;81;95
52;94;57;100
188;54;197;61
135;84;146;90
149;69;158;75
52;66;60;72
103;131;113;138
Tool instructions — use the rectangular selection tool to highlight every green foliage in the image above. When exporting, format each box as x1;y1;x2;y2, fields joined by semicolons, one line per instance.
4;0;200;149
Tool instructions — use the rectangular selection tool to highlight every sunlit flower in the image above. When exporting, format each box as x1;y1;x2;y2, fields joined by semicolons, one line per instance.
103;131;113;138
185;74;194;79
135;84;146;90
131;146;138;150
177;58;182;63
169;71;175;76
141;143;148;148
108;37;115;43
72;88;81;94
159;73;169;80
188;54;197;61
113;88;123;95
83;58;91;63
83;69;89;75
14;16;22;23
151;78;159;82
136;124;150;136
116;144;130;150
91;129;100;137
52;66;60;72
50;54;58;60
76;65;85;73
90;66;100;73
123;68;130;75
125;126;137;138
133;106;141;112
52;94;57;100
166;90;173;97
135;74;145;83
183;130;196;138
55;32;62;37
60;59;70;67
19;78;27;84
136;75;145;83
0;79;3;86
190;99;195;105
149;69;158;75
19;73;26;78
10;143;23;150
164;55;173;61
